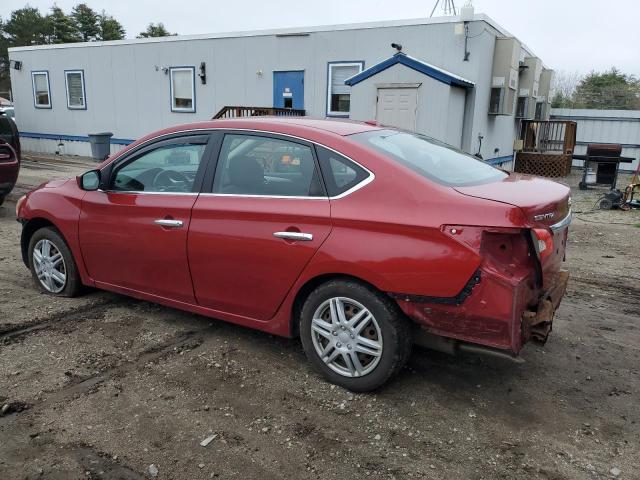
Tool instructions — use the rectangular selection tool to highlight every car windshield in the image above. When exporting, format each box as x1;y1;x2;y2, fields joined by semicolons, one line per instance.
351;129;508;187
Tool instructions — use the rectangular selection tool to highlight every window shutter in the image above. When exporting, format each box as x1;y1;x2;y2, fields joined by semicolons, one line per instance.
331;65;360;95
34;74;48;93
173;71;193;102
66;72;84;107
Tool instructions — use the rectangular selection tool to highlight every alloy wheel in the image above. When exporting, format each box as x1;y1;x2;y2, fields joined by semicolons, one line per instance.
32;239;67;293
310;297;383;377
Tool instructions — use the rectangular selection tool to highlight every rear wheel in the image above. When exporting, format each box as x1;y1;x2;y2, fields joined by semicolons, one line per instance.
300;279;412;392
28;227;82;297
0;195;5;207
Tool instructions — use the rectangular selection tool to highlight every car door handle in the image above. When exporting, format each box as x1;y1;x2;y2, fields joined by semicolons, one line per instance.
273;231;313;241
154;219;183;228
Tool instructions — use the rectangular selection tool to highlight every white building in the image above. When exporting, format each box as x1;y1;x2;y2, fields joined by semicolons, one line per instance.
8;13;552;162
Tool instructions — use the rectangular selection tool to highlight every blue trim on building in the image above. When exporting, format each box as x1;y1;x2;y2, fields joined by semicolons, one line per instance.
485;155;513;165
31;70;52;109
64;69;87;110
169;66;197;113
326;61;365;118
20;131;134;146
344;53;475;89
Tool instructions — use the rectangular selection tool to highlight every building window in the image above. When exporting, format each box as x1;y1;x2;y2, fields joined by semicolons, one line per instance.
516;96;528;118
327;62;364;116
488;87;504;114
65;70;86;110
32;71;51;109
170;67;196;113
534;101;545;120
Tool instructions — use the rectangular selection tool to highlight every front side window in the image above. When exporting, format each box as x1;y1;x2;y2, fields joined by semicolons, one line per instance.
327;62;363;116
65;70;86;109
112;140;207;193
213;134;324;197
170;67;195;112
351;130;507;187
32;71;51;108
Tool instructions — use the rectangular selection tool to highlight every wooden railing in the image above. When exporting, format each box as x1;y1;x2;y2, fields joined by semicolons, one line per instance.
519;120;577;155
213;106;306;119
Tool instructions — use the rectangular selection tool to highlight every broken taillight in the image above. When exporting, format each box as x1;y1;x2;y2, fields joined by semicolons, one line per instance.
443;225;533;277
531;228;553;261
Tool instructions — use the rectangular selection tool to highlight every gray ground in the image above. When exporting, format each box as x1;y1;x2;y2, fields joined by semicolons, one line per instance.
1;153;639;480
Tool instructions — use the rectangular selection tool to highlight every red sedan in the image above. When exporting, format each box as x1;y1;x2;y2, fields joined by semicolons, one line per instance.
16;118;570;391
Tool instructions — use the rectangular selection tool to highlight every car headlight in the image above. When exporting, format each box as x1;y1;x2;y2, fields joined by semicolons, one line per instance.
15;194;26;218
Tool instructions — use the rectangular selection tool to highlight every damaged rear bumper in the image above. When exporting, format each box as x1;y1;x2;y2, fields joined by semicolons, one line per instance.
394;268;570;356
522;269;569;345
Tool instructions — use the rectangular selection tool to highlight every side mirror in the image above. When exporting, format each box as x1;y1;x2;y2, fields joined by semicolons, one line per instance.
78;170;101;191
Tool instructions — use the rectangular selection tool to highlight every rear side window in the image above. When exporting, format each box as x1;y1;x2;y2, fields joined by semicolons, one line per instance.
316;146;369;197
351;130;507;187
213;134;324;197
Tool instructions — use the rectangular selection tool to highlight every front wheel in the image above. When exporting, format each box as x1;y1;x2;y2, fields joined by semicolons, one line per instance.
300;279;412;392
28;227;82;297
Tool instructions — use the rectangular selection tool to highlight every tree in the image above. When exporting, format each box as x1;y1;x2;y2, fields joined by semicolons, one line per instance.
573;68;640;110
46;6;81;44
71;3;99;41
137;23;176;38
551;70;582;108
3;7;48;46
98;11;125;41
0;19;10;95
0;4;127;96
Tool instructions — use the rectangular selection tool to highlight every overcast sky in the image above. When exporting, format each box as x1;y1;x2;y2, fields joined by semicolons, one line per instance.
2;0;639;76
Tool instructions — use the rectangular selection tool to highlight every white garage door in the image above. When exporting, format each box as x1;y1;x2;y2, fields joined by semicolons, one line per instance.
376;87;418;131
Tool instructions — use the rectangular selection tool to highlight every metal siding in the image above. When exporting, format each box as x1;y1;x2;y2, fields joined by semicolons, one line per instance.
551;108;640;171
9;19;512;158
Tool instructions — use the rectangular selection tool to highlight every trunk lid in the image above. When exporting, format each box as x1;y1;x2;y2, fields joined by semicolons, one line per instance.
454;173;571;228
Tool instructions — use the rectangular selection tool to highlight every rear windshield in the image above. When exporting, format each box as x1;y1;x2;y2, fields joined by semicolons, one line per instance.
351;129;508;187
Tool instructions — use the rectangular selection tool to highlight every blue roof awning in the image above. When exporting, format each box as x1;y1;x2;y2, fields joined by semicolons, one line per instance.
345;52;475;89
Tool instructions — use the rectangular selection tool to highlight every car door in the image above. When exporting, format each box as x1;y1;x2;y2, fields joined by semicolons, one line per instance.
188;131;331;320
79;132;213;303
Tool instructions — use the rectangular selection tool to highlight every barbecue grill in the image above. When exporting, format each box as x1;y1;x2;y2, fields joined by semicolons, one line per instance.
575;143;634;190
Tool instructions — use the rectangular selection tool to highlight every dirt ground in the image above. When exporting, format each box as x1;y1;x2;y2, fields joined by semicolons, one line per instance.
1;153;639;480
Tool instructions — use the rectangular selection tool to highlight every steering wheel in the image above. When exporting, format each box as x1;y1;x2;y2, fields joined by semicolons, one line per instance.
152;169;190;192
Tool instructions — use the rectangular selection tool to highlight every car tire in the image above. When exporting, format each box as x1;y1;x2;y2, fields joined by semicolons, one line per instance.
300;279;412;392
0;195;5;207
28;227;82;297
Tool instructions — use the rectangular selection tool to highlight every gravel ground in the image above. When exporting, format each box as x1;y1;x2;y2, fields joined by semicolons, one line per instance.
0;154;639;480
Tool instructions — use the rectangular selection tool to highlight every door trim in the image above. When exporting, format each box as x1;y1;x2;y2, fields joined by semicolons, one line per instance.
96;128;375;200
375;82;422;89
201;129;375;200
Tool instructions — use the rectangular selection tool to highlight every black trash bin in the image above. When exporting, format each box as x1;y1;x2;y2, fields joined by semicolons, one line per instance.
88;132;113;161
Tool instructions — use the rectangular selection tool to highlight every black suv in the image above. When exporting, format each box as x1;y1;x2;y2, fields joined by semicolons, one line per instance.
0;112;20;206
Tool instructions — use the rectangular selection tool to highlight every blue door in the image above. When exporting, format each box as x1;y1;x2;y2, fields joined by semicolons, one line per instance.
273;71;304;110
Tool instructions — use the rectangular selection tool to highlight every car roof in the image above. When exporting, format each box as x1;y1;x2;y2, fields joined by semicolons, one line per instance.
168;117;383;137
108;117;385;166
